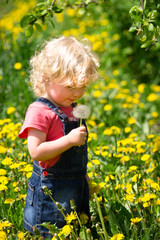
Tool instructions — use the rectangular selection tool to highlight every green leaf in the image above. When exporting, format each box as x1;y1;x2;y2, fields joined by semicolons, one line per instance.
52;4;63;13
148;10;157;20
141;40;152;48
108;201;132;235
129;5;143;16
34;23;43;32
50;20;55;28
20;15;31;28
36;2;47;8
79;226;87;239
148;23;154;31
143;0;146;10
108;209;119;234
25;25;34;38
140;34;147;42
55;8;63;13
129;25;137;32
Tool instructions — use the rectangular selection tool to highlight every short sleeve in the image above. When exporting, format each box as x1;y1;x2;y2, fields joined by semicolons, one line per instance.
18;103;54;139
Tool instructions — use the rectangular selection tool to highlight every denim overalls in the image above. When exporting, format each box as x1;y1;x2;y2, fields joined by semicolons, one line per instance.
23;97;89;238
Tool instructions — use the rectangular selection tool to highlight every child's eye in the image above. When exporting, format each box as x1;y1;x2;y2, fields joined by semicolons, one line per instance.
66;85;74;89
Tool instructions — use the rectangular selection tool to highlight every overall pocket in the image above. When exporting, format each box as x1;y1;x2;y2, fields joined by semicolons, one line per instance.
26;182;35;206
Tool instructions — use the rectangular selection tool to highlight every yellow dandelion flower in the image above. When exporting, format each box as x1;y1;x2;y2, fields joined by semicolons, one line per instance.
115;184;121;190
151;112;159;118
141;154;151;161
14;62;22;70
105;175;115;182
65;211;76;223
18;231;24;239
79;213;89;224
143;202;151;208
87;162;92;168
138;83;146;93
18;194;26;200
128;166;138;172
113;69;119;76
0;220;12;228
23;139;28;145
4;198;14;204
92;159;100;165
87;120;96;127
0;169;7;176
14;187;20;192
12;181;18;187
98;122;105;128
19;164;32;172
149;119;156;126
128;117;136;125
112;34;120;40
156;199;160;205
66;8;76;17
146;165;155;173
0;184;8;191
125;193;135;202
59;224;73;236
7;107;15;115
108;126;121;135
0;145;7;154
124;127;131;133
0;230;7;239
131;217;142;223
93;90;102;98
147;134;155;139
9;163;20;169
100;19;109;26
2;157;13;165
88;182;100;197
26;172;32;179
110;233;125;240
104;104;112;111
120;155;130;162
150;84;160;92
132;174;141;182
145;178;154;185
99;182;106;188
88;132;97;142
140;193;157;203
129;133;137;138
147;93;158;102
0;176;8;185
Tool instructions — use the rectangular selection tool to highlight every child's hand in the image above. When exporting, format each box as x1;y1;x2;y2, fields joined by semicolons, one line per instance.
67;125;87;146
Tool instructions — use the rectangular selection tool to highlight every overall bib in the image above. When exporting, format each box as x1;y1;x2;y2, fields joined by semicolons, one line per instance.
23;97;89;238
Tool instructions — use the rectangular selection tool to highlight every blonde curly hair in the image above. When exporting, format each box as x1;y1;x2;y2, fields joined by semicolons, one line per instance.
29;36;99;96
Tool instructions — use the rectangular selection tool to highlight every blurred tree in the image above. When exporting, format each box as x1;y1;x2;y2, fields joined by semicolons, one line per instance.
18;0;160;49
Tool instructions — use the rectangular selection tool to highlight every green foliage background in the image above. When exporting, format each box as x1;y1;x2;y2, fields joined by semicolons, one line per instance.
0;0;160;239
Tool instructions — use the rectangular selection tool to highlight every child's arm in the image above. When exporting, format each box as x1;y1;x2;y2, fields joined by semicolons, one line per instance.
27;125;87;162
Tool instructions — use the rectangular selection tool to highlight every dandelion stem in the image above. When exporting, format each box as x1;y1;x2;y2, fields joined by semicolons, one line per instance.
80;118;82;126
47;190;77;239
94;193;109;240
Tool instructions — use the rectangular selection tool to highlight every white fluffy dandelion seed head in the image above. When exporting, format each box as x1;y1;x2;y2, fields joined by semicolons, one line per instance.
73;105;91;119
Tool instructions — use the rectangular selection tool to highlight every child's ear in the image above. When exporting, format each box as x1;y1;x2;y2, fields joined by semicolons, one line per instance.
42;74;49;83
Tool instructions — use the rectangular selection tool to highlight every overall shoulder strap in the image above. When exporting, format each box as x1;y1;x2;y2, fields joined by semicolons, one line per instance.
35;97;68;122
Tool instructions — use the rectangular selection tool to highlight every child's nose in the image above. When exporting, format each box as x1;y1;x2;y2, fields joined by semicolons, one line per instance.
73;89;84;97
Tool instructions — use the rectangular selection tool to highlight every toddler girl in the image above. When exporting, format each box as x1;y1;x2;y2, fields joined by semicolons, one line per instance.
19;36;99;238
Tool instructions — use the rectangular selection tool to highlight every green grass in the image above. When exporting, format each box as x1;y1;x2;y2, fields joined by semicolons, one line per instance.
0;1;160;239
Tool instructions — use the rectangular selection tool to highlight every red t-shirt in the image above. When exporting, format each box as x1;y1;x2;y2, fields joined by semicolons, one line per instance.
19;102;77;169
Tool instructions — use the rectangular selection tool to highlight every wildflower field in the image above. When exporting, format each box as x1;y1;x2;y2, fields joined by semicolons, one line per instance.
0;1;160;239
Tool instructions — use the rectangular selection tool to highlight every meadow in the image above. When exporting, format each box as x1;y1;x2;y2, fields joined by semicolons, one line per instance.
0;1;160;239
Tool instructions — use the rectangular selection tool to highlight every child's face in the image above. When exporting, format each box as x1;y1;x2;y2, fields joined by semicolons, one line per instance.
43;81;85;107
